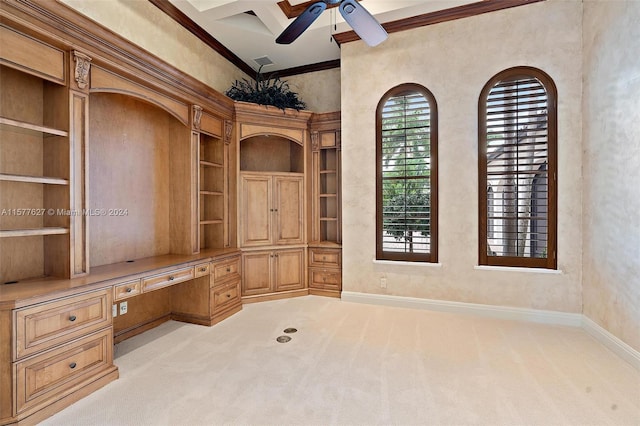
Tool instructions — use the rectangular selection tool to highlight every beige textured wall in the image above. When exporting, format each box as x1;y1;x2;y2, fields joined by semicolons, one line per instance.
582;1;640;351
341;0;583;312
59;0;248;93
286;68;341;113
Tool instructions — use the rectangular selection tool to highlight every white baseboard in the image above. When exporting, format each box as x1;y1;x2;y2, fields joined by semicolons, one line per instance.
341;291;583;326
582;316;640;370
340;291;639;371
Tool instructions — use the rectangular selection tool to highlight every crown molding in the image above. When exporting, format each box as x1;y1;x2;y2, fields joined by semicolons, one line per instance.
332;0;545;45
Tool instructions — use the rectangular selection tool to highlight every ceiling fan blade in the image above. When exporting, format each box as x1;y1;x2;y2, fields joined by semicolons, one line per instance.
276;1;327;44
339;0;388;47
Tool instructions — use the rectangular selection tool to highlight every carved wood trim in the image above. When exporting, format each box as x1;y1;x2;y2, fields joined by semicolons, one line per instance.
72;50;92;90
192;105;203;131
1;0;234;119
224;120;233;145
311;132;319;152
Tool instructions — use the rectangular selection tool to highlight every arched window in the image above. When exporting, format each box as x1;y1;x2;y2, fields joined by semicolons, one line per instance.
478;67;557;269
376;84;438;262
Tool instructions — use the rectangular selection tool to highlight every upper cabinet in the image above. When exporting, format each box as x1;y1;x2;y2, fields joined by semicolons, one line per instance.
0;26;87;283
0;2;235;287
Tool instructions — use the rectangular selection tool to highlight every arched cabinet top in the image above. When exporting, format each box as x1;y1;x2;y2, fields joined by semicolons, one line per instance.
234;101;313;146
90;66;190;126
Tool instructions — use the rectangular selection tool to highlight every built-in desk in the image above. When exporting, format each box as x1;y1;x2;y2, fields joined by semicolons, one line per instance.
0;249;241;426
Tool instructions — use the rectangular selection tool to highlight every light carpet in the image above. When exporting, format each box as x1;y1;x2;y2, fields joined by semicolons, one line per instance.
42;295;640;425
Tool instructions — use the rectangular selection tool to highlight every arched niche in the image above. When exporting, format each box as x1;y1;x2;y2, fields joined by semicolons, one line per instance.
240;134;304;173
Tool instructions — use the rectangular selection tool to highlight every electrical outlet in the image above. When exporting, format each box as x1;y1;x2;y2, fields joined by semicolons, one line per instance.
112;304;118;318
119;301;128;315
380;277;387;288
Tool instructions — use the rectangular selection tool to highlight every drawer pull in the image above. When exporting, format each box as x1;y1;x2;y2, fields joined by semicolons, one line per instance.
69;362;77;369
126;287;133;293
226;267;231;272
69;315;77;322
168;276;175;281
322;256;326;261
227;294;231;298
200;267;207;272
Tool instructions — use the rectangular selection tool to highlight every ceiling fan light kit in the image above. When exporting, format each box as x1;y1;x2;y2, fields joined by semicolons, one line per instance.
276;0;388;47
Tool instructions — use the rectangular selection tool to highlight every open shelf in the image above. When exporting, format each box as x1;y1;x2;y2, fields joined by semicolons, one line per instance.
200;160;223;168
0;116;68;137
0;173;69;185
198;132;225;250
0;227;69;238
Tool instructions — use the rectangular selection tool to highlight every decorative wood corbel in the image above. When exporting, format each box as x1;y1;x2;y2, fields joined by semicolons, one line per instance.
192;105;203;131
73;51;92;90
311;131;319;151
224;120;233;145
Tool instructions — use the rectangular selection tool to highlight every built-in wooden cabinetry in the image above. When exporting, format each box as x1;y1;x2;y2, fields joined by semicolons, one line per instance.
309;113;342;297
0;1;238;424
235;102;312;302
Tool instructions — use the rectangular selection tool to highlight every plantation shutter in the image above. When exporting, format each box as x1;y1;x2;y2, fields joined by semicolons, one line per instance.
377;86;437;262
479;68;557;269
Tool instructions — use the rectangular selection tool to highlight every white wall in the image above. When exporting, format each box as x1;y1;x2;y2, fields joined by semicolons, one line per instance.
341;0;583;312
286;68;341;113
59;0;248;93
582;0;640;352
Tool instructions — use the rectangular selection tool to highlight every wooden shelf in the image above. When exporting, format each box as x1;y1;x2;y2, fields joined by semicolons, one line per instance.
200;190;223;196
320;193;337;198
200;220;223;225
0;227;69;238
320;218;338;222
320;170;337;174
200;160;223;168
0;117;68;137
0;173;69;185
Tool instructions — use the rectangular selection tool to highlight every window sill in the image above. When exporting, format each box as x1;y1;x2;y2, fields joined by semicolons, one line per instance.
474;265;562;275
372;259;443;268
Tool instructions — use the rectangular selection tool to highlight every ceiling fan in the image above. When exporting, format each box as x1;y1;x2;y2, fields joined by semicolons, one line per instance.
276;0;388;47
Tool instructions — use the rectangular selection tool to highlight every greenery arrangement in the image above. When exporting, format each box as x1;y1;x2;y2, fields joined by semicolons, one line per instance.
225;66;306;111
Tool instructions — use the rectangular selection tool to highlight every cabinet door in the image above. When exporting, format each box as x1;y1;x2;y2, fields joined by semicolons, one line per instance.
241;251;273;296
274;176;304;245
240;174;272;246
274;248;305;292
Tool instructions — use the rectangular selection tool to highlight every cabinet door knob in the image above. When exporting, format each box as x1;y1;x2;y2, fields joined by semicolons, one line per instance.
227;294;231;298
69;362;77;369
200;267;207;272
169;276;175;281
226;267;231;272
69;315;77;322
126;287;133;293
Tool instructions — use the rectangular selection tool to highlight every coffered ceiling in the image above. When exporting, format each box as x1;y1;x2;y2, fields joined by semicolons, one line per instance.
150;0;543;76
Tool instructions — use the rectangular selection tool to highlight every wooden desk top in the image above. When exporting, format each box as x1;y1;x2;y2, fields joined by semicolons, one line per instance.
0;249;240;310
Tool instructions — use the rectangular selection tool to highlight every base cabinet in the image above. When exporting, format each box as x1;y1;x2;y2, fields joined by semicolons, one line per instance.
308;247;342;297
5;289;118;425
241;248;305;299
170;253;242;327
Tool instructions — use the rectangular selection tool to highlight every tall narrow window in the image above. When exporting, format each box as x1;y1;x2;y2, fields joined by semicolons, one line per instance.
376;84;438;262
479;67;557;269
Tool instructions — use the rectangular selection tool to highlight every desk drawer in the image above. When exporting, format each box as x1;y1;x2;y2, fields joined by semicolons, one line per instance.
113;279;141;301
15;329;113;414
194;262;211;278
309;248;341;268
211;280;240;311
14;290;111;360
309;269;342;291
142;267;194;292
212;257;240;286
